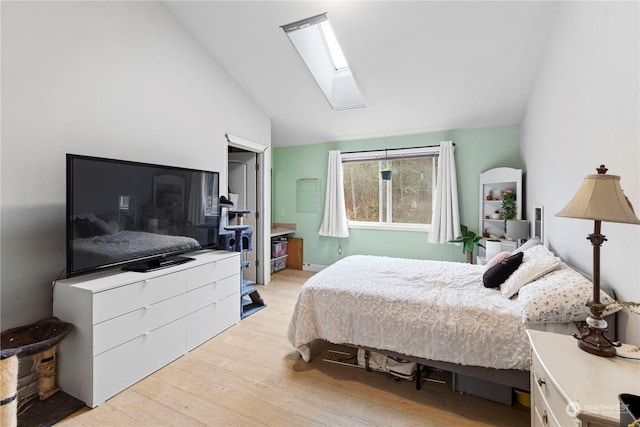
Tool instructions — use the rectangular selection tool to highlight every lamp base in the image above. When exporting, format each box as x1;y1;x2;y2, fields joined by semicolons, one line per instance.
574;315;620;357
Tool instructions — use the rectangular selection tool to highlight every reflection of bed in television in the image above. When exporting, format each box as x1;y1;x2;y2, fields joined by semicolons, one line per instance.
71;214;200;273
73;230;200;271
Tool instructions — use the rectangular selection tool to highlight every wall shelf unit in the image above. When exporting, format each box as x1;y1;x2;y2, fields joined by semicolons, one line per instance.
479;167;523;255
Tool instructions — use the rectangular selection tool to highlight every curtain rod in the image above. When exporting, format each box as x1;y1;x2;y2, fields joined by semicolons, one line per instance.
341;143;453;155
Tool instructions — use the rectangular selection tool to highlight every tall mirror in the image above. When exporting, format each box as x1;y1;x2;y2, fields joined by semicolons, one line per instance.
532;205;544;244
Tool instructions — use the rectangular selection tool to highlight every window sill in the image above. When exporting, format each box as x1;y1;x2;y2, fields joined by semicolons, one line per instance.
347;221;430;233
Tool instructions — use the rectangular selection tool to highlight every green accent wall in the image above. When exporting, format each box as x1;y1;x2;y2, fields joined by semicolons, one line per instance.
272;125;520;267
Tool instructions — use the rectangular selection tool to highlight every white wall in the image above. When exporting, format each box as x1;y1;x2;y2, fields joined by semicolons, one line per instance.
521;2;639;344
0;1;270;329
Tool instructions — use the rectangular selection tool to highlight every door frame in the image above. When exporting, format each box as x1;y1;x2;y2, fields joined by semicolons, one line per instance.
228;153;257;283
226;133;270;285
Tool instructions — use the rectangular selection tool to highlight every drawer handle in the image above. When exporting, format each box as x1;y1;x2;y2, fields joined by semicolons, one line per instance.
537;378;546;387
542;409;548;425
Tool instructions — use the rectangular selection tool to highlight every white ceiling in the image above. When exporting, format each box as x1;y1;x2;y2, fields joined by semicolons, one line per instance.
165;1;557;147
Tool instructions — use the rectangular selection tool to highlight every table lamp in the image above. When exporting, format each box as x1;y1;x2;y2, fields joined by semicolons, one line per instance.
506;220;529;246
556;165;640;357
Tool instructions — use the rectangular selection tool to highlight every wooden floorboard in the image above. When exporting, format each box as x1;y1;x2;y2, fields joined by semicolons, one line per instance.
56;268;530;427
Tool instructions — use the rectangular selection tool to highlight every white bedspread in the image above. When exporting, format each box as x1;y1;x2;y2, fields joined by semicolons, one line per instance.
287;255;532;370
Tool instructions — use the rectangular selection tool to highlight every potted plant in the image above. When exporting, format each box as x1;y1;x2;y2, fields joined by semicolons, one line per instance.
448;225;485;264
501;188;517;221
380;165;392;181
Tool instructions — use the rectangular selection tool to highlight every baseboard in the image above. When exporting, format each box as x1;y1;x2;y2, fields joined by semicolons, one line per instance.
302;263;326;272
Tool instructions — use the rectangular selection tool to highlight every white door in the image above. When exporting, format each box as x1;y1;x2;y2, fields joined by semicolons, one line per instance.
228;152;257;283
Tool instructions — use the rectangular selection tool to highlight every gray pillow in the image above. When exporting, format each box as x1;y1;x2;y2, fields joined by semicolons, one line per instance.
512;236;542;254
94;218;120;235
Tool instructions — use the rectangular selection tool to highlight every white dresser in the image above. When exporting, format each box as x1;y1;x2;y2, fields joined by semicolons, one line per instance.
53;250;240;408
527;329;640;427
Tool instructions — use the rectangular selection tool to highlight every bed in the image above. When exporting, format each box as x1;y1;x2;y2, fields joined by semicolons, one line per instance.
287;243;618;394
71;213;201;271
72;230;200;268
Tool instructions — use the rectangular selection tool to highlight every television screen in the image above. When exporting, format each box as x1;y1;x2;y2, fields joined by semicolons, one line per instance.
66;154;220;277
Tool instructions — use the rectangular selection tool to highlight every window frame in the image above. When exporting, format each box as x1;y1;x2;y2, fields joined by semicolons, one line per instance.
341;146;440;232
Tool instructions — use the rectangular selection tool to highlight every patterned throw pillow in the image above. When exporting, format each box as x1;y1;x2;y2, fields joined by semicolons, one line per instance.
483;252;524;288
500;244;561;298
519;265;620;324
483;251;513;272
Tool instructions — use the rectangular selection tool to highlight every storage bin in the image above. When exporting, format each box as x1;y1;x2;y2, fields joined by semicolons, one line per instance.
272;241;288;258
514;389;530;408
452;373;512;405
271;255;287;273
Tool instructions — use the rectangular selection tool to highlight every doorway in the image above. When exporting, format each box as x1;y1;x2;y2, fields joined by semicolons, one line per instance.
228;151;257;283
226;134;269;285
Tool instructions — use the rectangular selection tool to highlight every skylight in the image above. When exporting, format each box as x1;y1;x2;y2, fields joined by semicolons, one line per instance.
319;21;348;71
281;13;367;111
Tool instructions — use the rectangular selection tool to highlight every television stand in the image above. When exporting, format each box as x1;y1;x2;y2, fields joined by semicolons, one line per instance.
53;250;241;407
122;256;194;273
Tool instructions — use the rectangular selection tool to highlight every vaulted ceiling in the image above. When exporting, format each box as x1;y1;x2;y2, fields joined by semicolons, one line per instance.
165;1;557;147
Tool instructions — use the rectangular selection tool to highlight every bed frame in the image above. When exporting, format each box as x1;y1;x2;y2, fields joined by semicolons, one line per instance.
299;257;618;404
363;345;529;392
362;284;617;400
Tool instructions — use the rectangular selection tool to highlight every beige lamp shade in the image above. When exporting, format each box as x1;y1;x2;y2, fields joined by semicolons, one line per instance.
556;166;640;224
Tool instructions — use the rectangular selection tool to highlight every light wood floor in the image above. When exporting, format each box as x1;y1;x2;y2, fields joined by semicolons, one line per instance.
57;269;529;426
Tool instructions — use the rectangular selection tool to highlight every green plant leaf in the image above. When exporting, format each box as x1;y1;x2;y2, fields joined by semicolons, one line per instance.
447;225;485;255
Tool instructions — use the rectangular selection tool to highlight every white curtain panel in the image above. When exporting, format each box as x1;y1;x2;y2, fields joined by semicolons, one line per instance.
319;150;350;238
428;141;461;243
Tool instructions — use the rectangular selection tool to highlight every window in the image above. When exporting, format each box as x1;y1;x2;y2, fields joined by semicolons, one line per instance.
341;147;439;231
319;21;348;71
281;13;367;111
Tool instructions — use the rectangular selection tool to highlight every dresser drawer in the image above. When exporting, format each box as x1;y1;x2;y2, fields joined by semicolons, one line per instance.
186;256;238;291
186;292;239;350
532;354;579;427
532;372;563;427
93;317;186;407
186;274;239;313
93;293;186;356
93;271;186;324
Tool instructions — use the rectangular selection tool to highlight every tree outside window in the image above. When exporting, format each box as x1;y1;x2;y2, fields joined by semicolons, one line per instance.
342;153;438;226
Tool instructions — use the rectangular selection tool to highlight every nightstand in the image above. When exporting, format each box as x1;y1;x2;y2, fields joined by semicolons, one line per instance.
526;329;640;427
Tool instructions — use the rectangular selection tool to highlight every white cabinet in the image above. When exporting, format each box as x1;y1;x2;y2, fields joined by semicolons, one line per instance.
185;256;239;350
479;167;522;254
53;250;240;408
527;330;640;427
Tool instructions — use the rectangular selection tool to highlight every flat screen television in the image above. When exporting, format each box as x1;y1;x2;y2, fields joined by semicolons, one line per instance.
66;154;220;277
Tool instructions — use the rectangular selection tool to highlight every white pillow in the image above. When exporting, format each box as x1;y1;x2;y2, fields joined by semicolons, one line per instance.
519;265;619;324
500;244;561;298
511;237;542;255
